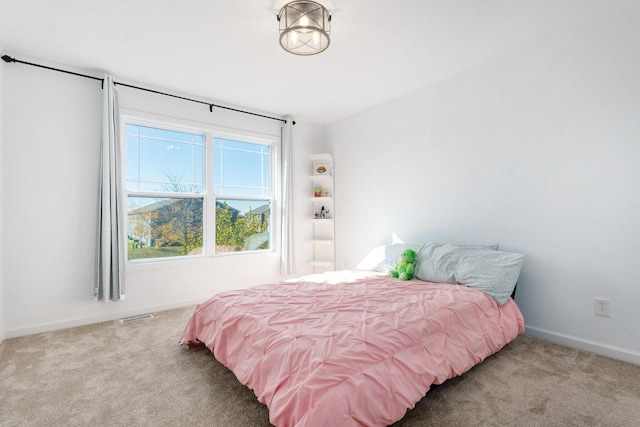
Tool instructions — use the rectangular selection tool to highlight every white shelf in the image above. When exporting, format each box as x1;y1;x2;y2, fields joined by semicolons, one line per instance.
309;196;333;202
310;153;333;162
312;218;334;223
309;175;333;182
312;239;334;245
310;260;334;267
310;153;335;273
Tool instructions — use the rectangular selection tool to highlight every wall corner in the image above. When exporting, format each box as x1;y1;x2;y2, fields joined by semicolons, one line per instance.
0;46;5;344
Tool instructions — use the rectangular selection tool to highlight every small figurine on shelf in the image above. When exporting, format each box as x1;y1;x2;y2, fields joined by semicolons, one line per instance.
314;206;330;219
314;185;322;197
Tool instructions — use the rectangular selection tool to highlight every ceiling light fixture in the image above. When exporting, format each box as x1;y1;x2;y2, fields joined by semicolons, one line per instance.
277;1;331;56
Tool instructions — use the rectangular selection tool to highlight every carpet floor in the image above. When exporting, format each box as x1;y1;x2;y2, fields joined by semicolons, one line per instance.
1;306;639;426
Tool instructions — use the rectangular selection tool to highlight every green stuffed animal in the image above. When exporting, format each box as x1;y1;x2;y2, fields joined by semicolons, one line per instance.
388;249;417;280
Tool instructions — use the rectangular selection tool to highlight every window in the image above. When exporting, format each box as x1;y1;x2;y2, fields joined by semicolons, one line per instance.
213;138;271;254
125;121;275;261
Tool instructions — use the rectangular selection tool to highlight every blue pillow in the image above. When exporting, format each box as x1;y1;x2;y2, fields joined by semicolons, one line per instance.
414;242;525;305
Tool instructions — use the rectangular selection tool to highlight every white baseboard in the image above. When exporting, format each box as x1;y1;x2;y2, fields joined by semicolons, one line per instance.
3;298;206;339
526;325;640;366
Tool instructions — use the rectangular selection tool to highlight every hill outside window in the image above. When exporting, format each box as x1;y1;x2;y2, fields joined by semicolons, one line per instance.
125;121;274;261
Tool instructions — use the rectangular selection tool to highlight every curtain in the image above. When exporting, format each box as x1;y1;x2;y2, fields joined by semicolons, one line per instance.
280;118;297;275
95;75;125;301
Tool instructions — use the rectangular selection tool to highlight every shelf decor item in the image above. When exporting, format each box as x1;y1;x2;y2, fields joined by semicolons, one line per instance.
314;185;322;197
313;162;331;176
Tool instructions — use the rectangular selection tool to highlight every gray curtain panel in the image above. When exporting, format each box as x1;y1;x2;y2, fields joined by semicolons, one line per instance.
280;118;297;275
95;75;125;301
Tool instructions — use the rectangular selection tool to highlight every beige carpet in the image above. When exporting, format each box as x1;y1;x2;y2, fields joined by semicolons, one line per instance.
1;306;639;427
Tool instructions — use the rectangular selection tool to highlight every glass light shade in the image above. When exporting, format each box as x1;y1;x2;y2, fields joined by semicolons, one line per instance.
278;1;331;55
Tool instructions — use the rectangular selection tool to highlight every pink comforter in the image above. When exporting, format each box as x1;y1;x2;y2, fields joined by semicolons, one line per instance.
179;271;524;427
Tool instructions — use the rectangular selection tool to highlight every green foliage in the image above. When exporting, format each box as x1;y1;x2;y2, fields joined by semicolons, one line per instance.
129;199;270;260
215;202;237;248
216;203;270;252
128;244;184;260
154;199;203;255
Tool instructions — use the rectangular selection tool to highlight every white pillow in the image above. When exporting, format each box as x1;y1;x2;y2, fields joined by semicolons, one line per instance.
414;242;525;305
356;243;421;272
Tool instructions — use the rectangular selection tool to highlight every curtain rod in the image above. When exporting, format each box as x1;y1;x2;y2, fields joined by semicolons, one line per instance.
1;54;291;124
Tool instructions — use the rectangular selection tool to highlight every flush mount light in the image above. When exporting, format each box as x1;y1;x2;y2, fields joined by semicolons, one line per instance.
277;1;331;55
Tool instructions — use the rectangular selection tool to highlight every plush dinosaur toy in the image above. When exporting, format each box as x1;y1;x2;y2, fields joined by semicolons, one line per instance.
388;249;417;280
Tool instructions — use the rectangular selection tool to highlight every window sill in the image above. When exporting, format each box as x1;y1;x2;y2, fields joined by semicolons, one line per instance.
125;250;280;273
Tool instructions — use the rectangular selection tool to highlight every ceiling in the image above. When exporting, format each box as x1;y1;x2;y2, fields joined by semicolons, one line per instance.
0;0;607;124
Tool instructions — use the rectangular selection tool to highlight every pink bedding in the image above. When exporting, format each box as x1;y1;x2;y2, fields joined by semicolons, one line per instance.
179;270;524;427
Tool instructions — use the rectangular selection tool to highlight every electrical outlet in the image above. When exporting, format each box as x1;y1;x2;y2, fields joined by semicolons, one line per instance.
594;298;610;317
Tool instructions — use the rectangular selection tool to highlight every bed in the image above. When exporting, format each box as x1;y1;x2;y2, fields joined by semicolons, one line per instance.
179;243;526;426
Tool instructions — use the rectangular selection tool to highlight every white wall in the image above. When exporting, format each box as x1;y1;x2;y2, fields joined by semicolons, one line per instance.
326;7;640;364
2;57;323;337
0;47;5;343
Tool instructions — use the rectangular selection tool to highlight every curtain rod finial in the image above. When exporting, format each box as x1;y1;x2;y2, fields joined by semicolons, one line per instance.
2;54;15;63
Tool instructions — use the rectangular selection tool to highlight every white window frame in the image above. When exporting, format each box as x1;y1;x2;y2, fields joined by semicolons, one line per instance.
121;113;280;264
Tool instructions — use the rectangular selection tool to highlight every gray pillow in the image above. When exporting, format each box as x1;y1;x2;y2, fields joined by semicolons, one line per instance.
460;243;499;251
414;242;525;305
